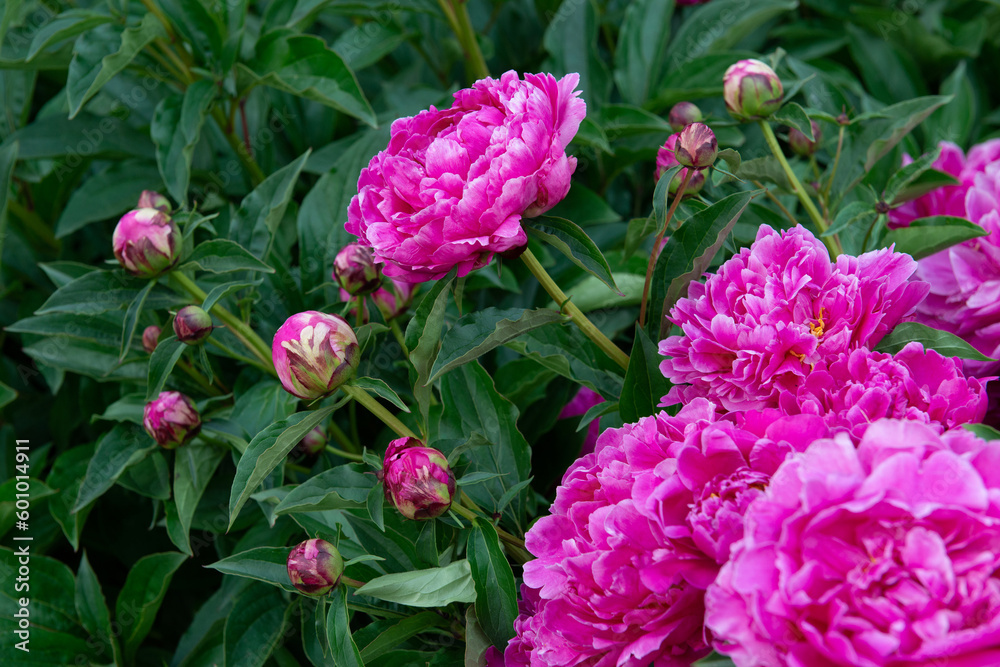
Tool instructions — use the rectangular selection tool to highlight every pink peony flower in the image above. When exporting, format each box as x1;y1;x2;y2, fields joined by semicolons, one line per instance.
272;311;360;400
777;342;988;440
558;387;604;456
706;419;1000;667
347;71;586;282
143;391;201;449
509;399;829;667
659;224;929;411
889;139;1000;375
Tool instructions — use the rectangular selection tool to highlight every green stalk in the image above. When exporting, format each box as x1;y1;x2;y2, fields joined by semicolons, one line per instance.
639;169;693;328
171;272;276;375
520;249;630;370
451;0;490;80
758;120;841;257
210;106;266;187
341;384;417;440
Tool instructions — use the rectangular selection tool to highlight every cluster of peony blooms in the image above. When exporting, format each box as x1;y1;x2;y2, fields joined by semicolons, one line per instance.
890;139;1000;376
495;221;994;667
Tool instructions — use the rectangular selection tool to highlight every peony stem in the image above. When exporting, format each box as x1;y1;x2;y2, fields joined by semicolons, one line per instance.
452;497;532;563
639;169;693;328
521;249;630;370
341;384;417;440
170;272;276;375
758;120;841;257
437;0;490;81
328;420;361;455
389;319;409;357
210;106;266;187
326;446;364;463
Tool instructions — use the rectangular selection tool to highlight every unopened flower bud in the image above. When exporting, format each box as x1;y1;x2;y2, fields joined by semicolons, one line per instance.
142;325;161;353
272;311;360;400
724;59;783;121
173;305;213;345
372;279;417;321
382;437;456;520
333;244;382;296
286;539;344;595
674;123;718;169
656;135;707;197
668;102;703;132
292;426;327;460
143;391;201;449
137;190;171;213
112;208;181;277
788;121;821;157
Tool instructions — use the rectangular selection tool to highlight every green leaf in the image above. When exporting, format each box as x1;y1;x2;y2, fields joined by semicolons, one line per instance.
274;463;372;514
228;406;337;528
37;270;183;315
428;307;565;383
224;585;291;667
55;160;164;238
74;423;155;512
506;325;624;399
732;156;792;191
526;216;620;293
664;0;797;71
327;587;364;667
206;546;296;593
881;216;988;260
332;20;407;70
67;14;167;117
181;239;276;274
366;482;386;531
75;553;120;664
120;280;155;360
240;32;376;126
0;140;16;264
231;380;301;439
168;443;225;555
356;560;477;607
0;549;80;636
773;102;814;140
349;377;410;413
118;450;171;500
26;9;114;62
613;0;675;105
646;190;756;338
863;95;953;171
889;169;960;206
620;325;671;422
433;362;531;528
468;520;518;649
152;80;215;205
926;61;975;147
824;201;876;238
875;322;994;361
963;423;1000;441
883;146;944;205
624;215;658;260
405;268;457;423
146;335;186;400
0;381;15;410
4;113;154;160
201;280;260;312
358;611;448;662
116;552;187;663
230;150;311;259
542;0;610;111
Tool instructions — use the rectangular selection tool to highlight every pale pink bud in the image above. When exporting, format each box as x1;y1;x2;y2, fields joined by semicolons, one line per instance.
137;190;171;213
724;59;783;120
674;122;718;169
142;325;161;354
112;208;181;277
668;101;703;132
332;244;382;296
173;305;213;345
272;311;360;400
788;121;822;157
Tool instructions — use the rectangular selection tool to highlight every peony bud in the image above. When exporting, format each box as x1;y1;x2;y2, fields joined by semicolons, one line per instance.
382;437;456;520
332;244;382;296
788;121;822;157
113;208;181;277
668;101;703;132
137;190;171;213
143;391;201;449
656;134;707;197
272;311;360;400
142;325;161;354
286;539;344;596
372;279;417;321
173;305;213;345
292;426;327;459
674;122;718;169
723;59;783;121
